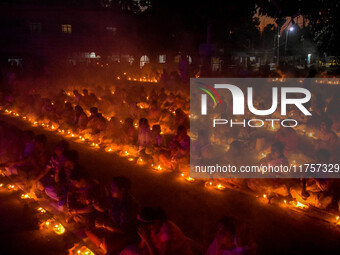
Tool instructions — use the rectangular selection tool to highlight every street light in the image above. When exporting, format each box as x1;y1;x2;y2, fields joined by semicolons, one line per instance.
285;26;294;56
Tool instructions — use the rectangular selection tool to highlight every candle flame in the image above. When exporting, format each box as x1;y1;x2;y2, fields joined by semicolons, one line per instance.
53;223;65;235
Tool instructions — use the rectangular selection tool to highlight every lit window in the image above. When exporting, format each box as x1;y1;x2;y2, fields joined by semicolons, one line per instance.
61;24;72;34
140;55;149;68
159;55;166;63
106;27;117;32
129;56;134;65
30;23;42;33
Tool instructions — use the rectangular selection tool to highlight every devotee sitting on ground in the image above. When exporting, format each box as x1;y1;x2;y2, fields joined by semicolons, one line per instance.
86;107;102;134
86;176;138;254
137;118;151;151
247;142;289;198
206;216;256;255
33;140;69;195
120;206;194;255
45;149;81;206
73;89;82;105
290;149;334;210
123;118;138;145
260;141;289;167
173;109;189;131
148;101;161;123
314;118;338;153
20;130;35;160
148;124;169;165
160;125;190;170
66;170;94;225
5;134;49;181
275;126;298;156
104;116;122;143
151;125;164;148
191;130;216;161
61;102;75;127
73;105;88;130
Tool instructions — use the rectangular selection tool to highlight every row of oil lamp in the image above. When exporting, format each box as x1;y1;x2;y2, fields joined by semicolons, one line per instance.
0;107;323;191
1;108;202;185
117;76;158;83
2;108;340;229
270;78;340;85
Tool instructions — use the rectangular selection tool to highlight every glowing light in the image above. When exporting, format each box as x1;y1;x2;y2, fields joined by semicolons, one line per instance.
259;152;268;160
21;193;32;199
128;157;134;161
53;223;65;235
105;147;113;152
152;164;163;171
7;184;17;190
291;201;309;209
40;219;52;229
120;150;129;157
37;207;46;213
74;246;95;255
216;184;226;190
137;157;145;165
181;173;195;182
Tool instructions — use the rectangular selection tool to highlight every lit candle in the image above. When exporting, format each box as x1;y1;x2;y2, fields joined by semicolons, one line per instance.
137;157;145;165
216;184;226;190
53;223;65;235
21;193;31;199
181;173;195;182
37;207;46;213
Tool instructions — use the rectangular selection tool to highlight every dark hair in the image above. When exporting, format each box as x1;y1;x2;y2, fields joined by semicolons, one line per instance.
316;149;331;162
138;206;167;224
56;140;69;151
271;141;285;154
23;130;34;140
64;150;79;163
218;216;237;236
34;134;47;145
90;107;98;114
111;176;131;191
152;124;161;133
177;125;187;134
75;105;83;112
320;117;333;129
139;118;148;126
70;170;86;182
125;118;133;126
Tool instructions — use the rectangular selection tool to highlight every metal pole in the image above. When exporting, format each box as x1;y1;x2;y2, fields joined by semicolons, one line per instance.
285;29;289;56
277;27;280;65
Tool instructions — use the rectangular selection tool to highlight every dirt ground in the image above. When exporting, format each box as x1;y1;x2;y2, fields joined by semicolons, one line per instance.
1;114;340;255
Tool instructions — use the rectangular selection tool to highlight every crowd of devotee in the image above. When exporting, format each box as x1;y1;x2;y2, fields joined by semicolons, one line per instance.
0;71;339;254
